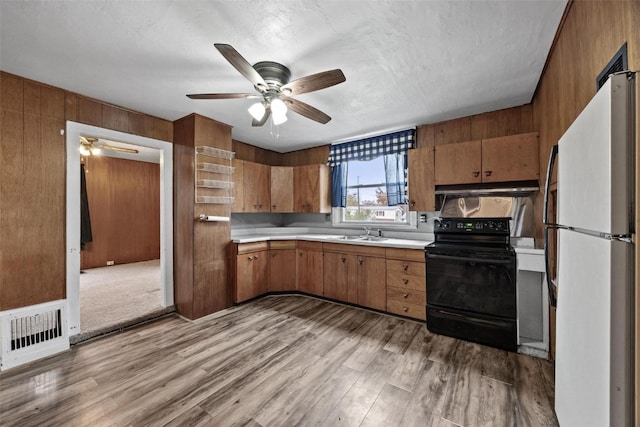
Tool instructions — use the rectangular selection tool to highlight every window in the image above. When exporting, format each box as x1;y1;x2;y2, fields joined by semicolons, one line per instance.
341;157;408;224
327;128;416;228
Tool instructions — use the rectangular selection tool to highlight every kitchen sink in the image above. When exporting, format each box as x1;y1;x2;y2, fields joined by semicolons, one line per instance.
332;235;387;242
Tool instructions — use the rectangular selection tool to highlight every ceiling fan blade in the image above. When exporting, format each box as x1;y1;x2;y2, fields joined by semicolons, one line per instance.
100;145;139;154
214;43;268;91
282;96;331;124
187;93;258;100
281;69;346;96
252;107;271;127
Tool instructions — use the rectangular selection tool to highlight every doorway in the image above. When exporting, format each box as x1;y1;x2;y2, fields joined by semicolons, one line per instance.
66;122;174;339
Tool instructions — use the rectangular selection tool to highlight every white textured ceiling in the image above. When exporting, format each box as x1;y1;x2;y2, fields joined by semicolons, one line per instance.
0;1;566;153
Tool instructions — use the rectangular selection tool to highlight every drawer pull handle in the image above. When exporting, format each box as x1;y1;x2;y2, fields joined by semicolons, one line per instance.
403;306;409;312
341;257;346;263
403;264;408;271
403;293;409;298
253;255;259;260
402;278;409;285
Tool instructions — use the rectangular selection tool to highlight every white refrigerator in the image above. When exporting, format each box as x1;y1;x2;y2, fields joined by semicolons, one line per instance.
544;72;635;426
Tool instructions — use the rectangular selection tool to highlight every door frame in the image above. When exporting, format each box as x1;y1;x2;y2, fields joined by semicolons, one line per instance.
65;121;174;337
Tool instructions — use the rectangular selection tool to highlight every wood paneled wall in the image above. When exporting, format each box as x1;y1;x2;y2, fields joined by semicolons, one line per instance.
533;1;639;240
233;139;331;167
80;157;160;269
173;114;233;319
415;104;534;149
0;71;173;311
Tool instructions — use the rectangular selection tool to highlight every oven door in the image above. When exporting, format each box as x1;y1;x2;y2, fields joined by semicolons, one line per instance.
425;246;516;319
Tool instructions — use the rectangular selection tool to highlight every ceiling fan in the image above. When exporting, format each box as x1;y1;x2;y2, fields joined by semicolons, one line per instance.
187;43;346;126
79;136;139;156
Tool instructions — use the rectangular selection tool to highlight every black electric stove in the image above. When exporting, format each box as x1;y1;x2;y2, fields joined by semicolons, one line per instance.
425;217;517;352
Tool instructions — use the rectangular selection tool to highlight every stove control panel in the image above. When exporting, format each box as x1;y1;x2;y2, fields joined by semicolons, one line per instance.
434;217;511;235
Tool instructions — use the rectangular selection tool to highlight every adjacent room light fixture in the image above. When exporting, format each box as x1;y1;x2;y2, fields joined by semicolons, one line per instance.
79;144;101;156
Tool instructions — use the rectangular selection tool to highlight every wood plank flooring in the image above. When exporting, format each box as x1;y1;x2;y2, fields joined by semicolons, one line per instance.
0;295;558;426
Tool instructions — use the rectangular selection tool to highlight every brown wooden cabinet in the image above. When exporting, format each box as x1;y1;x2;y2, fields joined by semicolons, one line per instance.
294;164;331;213
270;166;294;212
434;139;482;185
481;133;539;183
296;241;324;296
234;242;268;303
385;248;426;320
357;254;386;311
323;249;358;304
408;147;435;211
434;132;539;185
243;161;271;212
232;159;244;212
323;243;386;310
268;241;296;292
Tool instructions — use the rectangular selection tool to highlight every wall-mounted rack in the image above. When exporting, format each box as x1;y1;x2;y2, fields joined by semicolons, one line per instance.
195;146;235;204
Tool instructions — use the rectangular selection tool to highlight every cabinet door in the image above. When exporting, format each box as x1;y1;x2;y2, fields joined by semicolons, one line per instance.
481;133;539;183
297;249;324;296
294;164;331;213
269;249;296;291
235;250;268;302
357;256;386;310
323;252;357;303
270;166;294;212
408;147;435;211
434;140;482;185
243;161;271;212
232;159;244;212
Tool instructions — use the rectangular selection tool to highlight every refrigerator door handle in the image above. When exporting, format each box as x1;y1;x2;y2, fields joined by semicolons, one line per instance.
544;227;558;307
543;144;558;226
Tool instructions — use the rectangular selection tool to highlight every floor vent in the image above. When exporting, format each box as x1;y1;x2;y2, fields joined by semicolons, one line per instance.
0;300;69;371
597;42;628;90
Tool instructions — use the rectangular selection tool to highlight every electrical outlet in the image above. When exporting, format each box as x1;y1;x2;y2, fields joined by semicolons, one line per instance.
106;260;115;266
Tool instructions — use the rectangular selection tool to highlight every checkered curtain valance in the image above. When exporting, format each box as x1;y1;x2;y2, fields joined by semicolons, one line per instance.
327;129;415;166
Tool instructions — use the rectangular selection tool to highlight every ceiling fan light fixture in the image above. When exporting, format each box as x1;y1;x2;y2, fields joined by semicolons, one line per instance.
248;102;266;121
270;98;287;116
272;112;288;126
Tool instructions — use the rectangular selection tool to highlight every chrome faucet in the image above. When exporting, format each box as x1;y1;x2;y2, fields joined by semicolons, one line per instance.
363;226;371;236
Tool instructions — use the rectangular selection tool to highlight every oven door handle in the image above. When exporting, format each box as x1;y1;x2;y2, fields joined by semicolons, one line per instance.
426;253;513;264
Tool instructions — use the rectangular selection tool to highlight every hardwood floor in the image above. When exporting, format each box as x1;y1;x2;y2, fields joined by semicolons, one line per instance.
0;295;558;426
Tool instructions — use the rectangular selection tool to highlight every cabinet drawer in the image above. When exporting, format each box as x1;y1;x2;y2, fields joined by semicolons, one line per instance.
386;273;424;291
297;241;323;251
237;241;269;254
386;248;425;262
387;299;426;320
269;240;296;250
387;286;426;306
386;259;425;280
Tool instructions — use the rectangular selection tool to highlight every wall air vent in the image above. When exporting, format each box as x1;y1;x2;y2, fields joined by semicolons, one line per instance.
596;42;628;90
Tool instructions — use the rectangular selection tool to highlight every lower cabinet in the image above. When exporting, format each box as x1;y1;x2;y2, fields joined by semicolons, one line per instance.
234;242;269;303
323;243;386;310
268;241;296;292
385;248;427;320
232;241;426;321
296;241;324;296
323;251;357;304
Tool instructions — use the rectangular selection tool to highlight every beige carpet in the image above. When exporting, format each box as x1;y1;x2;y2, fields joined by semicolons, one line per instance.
79;259;171;341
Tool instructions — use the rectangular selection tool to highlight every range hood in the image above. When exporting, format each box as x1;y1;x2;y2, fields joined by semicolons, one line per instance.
434;180;540;197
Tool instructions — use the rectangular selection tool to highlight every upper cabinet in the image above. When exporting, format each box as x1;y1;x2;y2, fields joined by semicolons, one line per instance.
434;132;539;185
270;166;294;213
230;160;275;213
434;140;482;185
232;161;331;214
408;147;436;211
294;164;331;213
480;133;539;183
